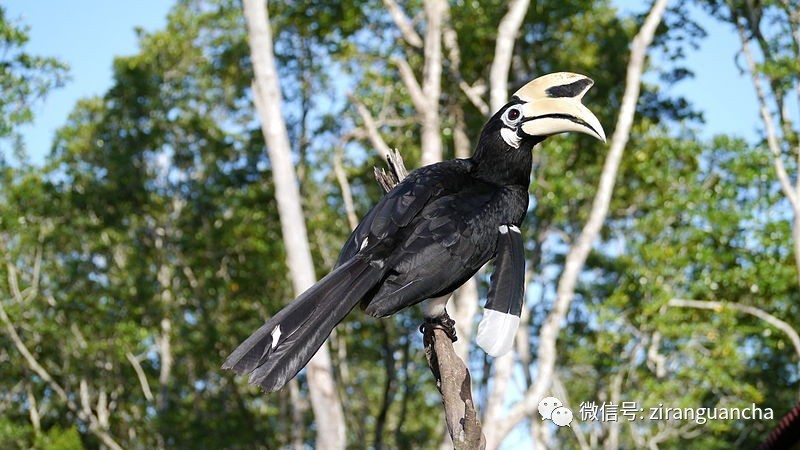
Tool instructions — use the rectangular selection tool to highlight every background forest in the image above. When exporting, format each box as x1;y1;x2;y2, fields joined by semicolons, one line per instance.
1;0;798;449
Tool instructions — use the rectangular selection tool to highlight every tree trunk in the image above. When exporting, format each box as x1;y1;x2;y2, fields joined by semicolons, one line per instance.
737;20;800;287
420;0;444;166
487;0;670;446
489;0;531;113
449;104;480;362
242;1;346;448
480;2;532;447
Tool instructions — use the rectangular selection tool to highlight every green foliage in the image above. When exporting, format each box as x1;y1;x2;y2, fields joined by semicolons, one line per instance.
562;130;798;448
1;0;797;449
35;426;85;450
0;6;68;159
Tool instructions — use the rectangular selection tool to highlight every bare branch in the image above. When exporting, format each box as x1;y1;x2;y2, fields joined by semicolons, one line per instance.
392;56;428;115
374;150;483;449
441;5;489;116
332;147;359;231
374;149;410;194
420;0;444;165
7;264;23;303
97;389;109;429
460;81;490;117
80;379;93;420
126;352;154;402
0;289;124;450
490;0;670;444
424;326;486;450
29;243;42;300
0;296;68;401
736;15;800;286
382;0;423;48
289;380;307;450
482;353;514;449
646;330;667;378
552;376;591;450
25;383;41;436
668;298;800;360
737;22;799;210
384;0;446;166
489;0;531;112
349;94;394;157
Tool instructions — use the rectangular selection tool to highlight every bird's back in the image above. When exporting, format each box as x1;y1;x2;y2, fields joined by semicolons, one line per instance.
337;158;529;317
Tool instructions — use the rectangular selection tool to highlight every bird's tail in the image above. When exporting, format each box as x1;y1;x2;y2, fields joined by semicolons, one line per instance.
222;256;383;392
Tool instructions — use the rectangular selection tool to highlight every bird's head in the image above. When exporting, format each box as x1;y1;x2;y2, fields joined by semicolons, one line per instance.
484;72;606;151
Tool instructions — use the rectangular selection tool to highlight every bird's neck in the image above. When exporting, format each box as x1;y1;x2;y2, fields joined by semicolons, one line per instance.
471;132;540;187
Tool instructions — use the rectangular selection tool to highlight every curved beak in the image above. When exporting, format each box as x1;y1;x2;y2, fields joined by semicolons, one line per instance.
514;72;606;143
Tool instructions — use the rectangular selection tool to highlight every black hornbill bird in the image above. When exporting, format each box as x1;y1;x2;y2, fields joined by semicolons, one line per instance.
223;72;606;392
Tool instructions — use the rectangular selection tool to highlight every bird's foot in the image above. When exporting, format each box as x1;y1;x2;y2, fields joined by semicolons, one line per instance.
419;313;458;342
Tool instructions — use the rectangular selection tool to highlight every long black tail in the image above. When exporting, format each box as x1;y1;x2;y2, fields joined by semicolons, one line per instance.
223;257;383;392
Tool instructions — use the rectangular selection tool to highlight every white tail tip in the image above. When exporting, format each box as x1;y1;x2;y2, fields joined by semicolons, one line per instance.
476;309;520;357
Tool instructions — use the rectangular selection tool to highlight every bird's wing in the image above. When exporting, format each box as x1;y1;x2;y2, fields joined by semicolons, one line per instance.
476;224;525;357
363;186;502;317
335;161;470;267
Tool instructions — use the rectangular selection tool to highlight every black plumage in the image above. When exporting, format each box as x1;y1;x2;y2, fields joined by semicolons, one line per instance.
223;72;605;392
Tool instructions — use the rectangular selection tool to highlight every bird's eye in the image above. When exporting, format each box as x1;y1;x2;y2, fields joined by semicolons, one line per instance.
505;107;521;122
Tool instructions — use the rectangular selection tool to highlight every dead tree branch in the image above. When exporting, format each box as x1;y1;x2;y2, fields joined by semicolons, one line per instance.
374;149;485;449
424;326;486;450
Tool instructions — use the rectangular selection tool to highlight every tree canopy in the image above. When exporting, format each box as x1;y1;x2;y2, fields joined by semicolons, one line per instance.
0;1;797;449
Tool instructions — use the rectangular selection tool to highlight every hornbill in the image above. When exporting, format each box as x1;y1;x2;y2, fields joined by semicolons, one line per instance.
223;72;606;392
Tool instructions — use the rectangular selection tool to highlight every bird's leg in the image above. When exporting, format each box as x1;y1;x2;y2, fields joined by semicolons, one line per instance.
418;295;458;342
420;312;458;342
419;294;458;342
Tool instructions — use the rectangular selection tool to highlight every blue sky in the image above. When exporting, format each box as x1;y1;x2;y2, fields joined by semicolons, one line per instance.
4;0;172;164
5;1;760;166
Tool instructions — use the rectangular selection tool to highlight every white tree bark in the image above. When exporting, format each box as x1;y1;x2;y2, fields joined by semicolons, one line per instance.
242;1;346;448
420;0;444;165
382;0;423;48
486;0;670;446
126;352;154;402
480;1;532;447
489;0;531;113
25;383;41;436
441;5;482;364
387;0;445;166
737;22;800;287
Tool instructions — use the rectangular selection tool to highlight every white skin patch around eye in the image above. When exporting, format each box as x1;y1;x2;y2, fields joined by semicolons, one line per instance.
501;127;521;148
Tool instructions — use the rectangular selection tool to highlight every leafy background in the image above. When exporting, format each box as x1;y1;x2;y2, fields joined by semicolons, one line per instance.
0;0;798;449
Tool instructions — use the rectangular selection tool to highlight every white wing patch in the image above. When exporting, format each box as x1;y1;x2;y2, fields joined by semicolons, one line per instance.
359;237;369;251
270;325;281;349
499;224;520;234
